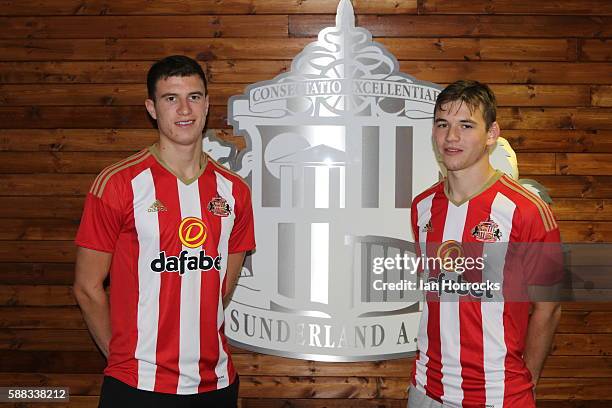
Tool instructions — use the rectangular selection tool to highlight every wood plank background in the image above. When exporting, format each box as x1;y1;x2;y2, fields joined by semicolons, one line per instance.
0;0;611;406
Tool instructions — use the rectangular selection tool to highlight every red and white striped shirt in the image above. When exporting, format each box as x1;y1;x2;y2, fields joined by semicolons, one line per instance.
76;145;255;394
410;171;561;408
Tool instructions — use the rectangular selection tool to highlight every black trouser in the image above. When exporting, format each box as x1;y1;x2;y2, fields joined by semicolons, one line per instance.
98;376;239;408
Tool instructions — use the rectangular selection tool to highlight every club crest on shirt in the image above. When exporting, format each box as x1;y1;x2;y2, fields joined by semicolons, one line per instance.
207;194;232;217
422;219;433;233
471;217;502;242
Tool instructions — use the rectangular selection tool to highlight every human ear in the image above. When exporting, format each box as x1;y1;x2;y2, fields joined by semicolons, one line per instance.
145;98;157;120
486;121;500;147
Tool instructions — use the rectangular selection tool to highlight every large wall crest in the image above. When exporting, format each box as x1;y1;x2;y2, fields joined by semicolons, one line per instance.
219;0;441;361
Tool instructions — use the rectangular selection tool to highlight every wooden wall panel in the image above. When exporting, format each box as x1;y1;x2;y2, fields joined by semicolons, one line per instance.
396;61;612;85
0;59;612;85
420;0;612;15
0;84;245;106
0;0;419;16
0;152;569;174
0;174;93;196
0;0;610;406
502;130;612;153
0;129;158;151
0;61;164;84
0;38;314;61
0;16;289;39
0;84;593;107
0;242;76;262
3;129;612;154
2;60;612;85
0;263;75;285
580;39;612;61
4;106;612;131
290;15;612;38
0;38;579;61
592;85;612;106
0;83;596;107
532;176;612;199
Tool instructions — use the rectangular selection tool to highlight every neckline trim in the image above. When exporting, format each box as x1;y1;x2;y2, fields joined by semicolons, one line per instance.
443;170;503;207
148;144;208;185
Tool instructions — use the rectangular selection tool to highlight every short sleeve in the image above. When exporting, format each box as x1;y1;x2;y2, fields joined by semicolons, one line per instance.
75;177;125;253
228;182;256;253
520;203;564;286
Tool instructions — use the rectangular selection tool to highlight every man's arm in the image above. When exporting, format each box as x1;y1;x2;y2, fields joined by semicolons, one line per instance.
523;301;562;386
223;251;246;308
72;246;112;358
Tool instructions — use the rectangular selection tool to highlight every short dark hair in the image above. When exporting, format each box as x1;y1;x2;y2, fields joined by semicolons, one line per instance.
434;80;497;130
147;55;208;100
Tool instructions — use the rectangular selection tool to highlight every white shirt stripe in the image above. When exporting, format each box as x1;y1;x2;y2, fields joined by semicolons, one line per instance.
440;202;469;406
482;193;516;407
214;171;236;389
176;180;203;394
414;192;436;393
132;169;161;391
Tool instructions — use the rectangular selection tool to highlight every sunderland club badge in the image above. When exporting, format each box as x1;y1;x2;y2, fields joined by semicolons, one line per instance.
205;0;443;361
471;217;502;243
208;194;232;217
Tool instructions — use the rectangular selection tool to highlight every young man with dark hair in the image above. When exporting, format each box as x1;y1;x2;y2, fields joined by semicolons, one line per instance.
408;80;562;407
73;55;255;407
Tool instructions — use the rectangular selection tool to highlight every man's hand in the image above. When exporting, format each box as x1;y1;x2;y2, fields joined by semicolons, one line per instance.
523;302;562;388
73;247;112;358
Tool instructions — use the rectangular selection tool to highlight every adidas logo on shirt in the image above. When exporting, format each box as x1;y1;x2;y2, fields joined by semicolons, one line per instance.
147;199;167;213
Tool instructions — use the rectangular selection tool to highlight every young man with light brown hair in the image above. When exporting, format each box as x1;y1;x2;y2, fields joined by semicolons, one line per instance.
408;80;562;408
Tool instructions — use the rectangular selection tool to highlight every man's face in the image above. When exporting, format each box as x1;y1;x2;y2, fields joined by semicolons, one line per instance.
433;100;498;173
145;75;209;147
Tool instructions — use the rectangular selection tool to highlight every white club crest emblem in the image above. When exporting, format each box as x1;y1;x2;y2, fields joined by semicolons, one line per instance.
206;0;442;361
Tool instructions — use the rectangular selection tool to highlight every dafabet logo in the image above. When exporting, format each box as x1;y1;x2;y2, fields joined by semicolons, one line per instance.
179;217;208;248
149;217;220;276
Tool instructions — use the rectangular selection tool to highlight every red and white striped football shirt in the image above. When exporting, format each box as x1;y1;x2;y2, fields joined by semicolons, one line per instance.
410;171;561;408
76;145;255;394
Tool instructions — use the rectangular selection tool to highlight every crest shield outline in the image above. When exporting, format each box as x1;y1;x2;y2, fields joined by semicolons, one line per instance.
214;0;442;361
